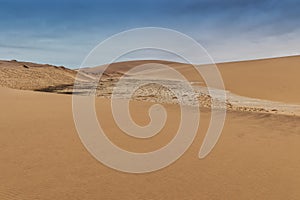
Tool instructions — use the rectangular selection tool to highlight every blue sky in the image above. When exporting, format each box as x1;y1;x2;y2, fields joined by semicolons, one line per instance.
0;0;300;68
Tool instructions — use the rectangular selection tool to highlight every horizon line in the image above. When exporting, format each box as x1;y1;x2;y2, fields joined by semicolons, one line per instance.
1;54;300;70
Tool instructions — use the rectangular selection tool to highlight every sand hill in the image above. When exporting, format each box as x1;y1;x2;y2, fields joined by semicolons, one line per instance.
81;55;300;104
0;60;76;90
0;55;299;199
0;86;299;199
1;56;299;116
0;60;92;91
1;56;299;104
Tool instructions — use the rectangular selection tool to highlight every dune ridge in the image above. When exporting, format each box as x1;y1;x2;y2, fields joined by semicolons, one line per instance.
0;55;300;199
0;56;299;116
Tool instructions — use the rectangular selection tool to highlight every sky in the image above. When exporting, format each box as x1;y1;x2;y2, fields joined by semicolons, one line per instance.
0;0;300;68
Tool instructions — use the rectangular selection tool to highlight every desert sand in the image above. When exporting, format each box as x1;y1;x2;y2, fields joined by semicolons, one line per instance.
0;56;300;199
80;55;300;104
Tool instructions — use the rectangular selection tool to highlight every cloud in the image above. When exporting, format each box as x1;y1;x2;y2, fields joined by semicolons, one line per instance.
0;0;299;67
0;43;43;50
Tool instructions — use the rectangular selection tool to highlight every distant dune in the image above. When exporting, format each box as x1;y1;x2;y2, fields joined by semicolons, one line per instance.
218;56;300;104
1;56;299;104
1;56;299;117
0;60;76;90
81;55;300;104
0;60;91;91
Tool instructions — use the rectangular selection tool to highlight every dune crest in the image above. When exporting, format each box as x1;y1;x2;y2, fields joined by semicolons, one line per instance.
1;56;299;116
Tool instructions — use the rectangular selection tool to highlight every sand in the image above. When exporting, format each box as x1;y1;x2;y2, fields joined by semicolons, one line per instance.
0;56;300;199
0;60;91;91
80;55;300;104
218;55;300;104
0;86;300;199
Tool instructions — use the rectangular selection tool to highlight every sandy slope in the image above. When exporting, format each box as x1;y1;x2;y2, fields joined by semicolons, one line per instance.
0;56;299;199
81;55;300;104
0;87;300;200
218;55;300;104
0;60;92;91
1;56;299;105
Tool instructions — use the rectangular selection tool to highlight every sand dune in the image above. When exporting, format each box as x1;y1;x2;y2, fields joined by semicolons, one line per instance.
0;60;75;90
75;56;300;116
0;60;91;91
81;55;300;104
1;56;299;105
0;56;300;199
0;87;300;199
218;56;300;104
